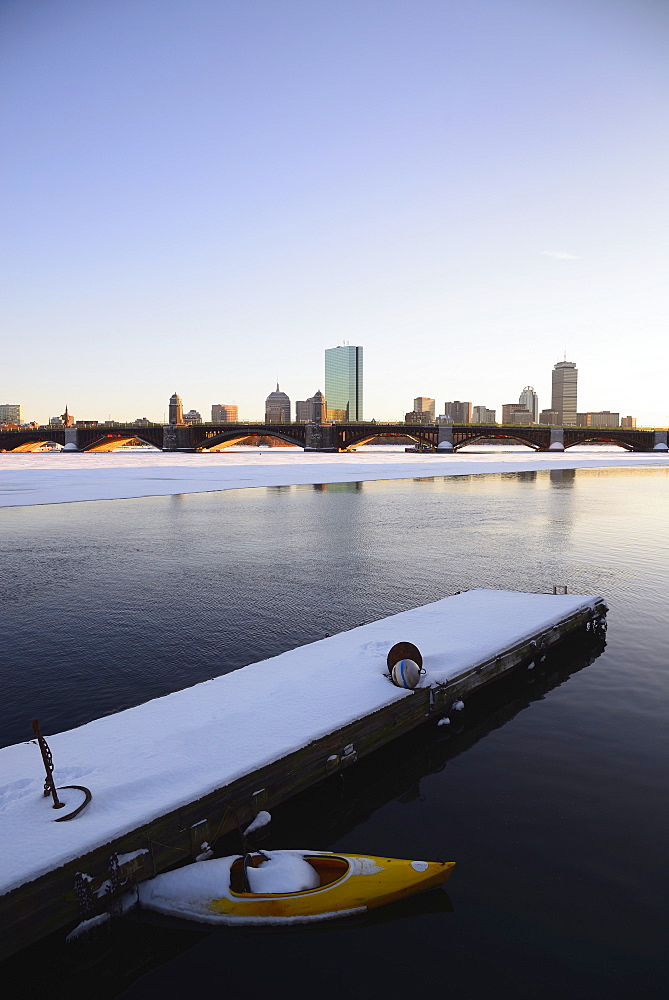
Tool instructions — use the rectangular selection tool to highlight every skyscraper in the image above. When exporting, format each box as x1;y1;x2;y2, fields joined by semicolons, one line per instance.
518;386;539;423
551;361;578;426
265;384;291;422
325;346;363;422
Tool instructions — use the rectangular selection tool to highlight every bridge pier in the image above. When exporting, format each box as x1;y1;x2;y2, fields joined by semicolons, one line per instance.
162;425;195;451
653;430;668;451
305;422;336;452
437;426;453;451
63;428;80;451
548;428;564;451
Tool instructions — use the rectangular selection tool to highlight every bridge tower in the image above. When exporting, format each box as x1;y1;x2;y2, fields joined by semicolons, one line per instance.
169;393;184;425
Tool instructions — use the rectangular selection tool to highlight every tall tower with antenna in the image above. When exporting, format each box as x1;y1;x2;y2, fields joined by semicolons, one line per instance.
551;359;578;426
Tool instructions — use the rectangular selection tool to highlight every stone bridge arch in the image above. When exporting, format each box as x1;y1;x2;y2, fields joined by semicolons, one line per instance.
80;433;162;452
452;429;543;451
192;424;307;451
0;429;65;452
337;424;438;452
563;431;633;452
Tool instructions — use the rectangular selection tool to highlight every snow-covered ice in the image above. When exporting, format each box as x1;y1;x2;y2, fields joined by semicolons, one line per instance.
0;589;601;897
0;447;665;507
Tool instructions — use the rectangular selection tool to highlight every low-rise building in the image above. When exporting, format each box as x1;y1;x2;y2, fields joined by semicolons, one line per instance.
413;397;435;420
404;410;432;424
502;403;528;424
472;406;496;423
183;409;202;425
576;411;619;428
443;401;472;423
621;415;636;428
0;404;23;424
295;391;327;423
539;409;559;425
211;404;238;422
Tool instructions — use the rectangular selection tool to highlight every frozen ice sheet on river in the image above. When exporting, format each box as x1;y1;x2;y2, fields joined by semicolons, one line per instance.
0;589;601;896
0;448;665;506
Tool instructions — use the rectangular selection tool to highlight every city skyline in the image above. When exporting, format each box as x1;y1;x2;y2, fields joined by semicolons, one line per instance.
2;2;668;426
0;349;648;427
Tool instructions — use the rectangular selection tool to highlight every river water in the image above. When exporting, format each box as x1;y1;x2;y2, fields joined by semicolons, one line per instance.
1;467;668;998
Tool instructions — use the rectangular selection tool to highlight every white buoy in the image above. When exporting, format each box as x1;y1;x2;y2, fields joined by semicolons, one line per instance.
391;659;422;689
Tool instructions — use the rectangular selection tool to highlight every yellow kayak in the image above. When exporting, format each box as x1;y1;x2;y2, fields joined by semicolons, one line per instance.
138;850;455;925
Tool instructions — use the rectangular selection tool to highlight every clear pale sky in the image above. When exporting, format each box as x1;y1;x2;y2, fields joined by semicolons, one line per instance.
1;0;667;425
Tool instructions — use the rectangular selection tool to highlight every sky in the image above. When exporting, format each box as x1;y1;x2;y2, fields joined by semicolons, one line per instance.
1;0;668;426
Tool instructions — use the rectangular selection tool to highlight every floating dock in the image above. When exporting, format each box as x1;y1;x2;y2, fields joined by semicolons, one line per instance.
0;589;606;958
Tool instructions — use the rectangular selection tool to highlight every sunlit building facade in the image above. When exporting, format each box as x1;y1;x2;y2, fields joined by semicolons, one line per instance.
325;346;363;422
413;397;435;420
211;404;238;422
169;392;184;425
576;411;619;428
0;403;23;424
551;361;578;425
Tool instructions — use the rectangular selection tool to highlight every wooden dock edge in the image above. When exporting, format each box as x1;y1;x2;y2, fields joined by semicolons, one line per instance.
1;598;607;959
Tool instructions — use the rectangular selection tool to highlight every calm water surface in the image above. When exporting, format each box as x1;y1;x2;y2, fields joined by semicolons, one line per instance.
1;467;668;998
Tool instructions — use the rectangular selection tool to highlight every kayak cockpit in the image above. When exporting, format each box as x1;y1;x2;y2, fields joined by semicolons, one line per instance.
229;853;349;896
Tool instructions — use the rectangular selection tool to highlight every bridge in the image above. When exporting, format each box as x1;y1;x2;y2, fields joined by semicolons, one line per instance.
1;422;667;453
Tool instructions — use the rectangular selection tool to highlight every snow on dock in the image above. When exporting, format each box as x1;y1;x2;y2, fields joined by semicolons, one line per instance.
0;589;603;901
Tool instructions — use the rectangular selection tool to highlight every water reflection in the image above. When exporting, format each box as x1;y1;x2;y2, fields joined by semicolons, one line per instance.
2;468;668;999
312;482;364;493
549;468;576;487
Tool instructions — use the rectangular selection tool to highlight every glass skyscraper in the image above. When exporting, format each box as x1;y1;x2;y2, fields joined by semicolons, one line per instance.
325;345;363;422
551;361;578;425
